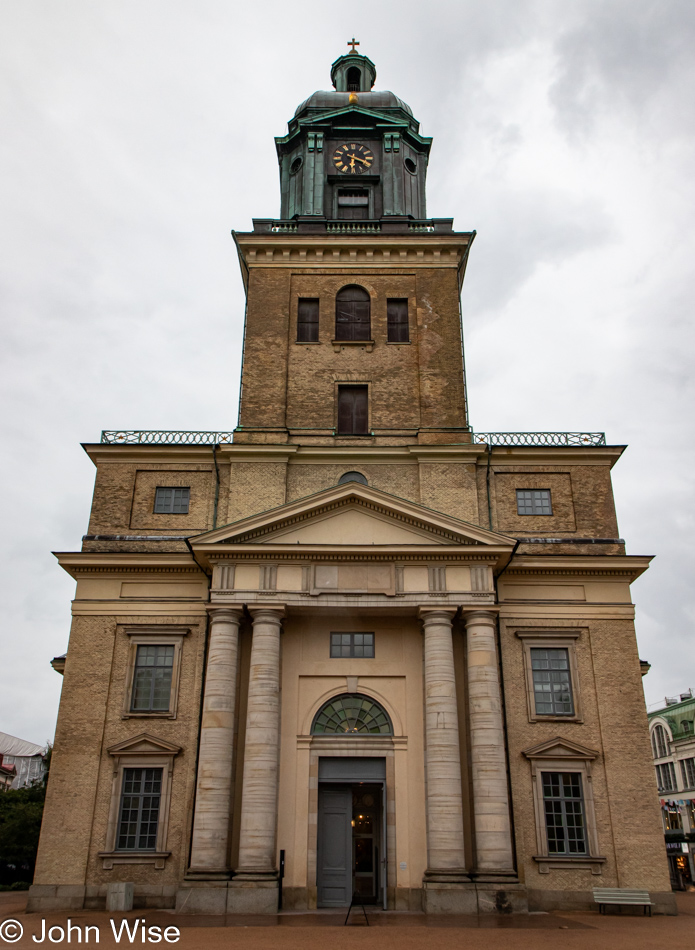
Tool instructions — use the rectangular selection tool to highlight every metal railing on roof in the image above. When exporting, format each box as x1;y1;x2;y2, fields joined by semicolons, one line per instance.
100;430;607;447
474;432;606;447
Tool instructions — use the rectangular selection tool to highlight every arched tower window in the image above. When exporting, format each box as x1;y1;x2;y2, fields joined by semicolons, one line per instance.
347;66;361;92
338;471;368;485
335;285;370;341
651;723;668;758
312;694;392;735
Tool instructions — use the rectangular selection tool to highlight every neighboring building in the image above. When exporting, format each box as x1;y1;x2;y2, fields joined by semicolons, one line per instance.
648;690;695;890
0;754;17;791
0;733;47;789
29;48;673;916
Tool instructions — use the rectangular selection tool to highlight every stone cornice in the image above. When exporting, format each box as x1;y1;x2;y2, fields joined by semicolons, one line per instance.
504;555;652;581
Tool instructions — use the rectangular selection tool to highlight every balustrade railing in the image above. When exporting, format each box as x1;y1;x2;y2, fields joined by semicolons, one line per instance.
474;432;606;447
101;429;607;447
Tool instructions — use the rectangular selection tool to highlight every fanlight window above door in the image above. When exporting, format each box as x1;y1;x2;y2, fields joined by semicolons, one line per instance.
312;694;392;735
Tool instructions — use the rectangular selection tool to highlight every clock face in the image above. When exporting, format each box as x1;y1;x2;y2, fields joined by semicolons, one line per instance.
333;143;374;174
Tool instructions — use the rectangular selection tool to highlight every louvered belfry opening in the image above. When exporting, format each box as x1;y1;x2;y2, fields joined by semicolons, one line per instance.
337;386;368;435
335;285;370;340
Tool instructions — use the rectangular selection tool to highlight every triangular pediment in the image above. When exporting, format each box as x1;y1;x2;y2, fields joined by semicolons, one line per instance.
522;737;599;761
191;483;516;551
107;733;181;757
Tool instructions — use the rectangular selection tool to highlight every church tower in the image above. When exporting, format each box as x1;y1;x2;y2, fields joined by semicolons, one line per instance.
235;47;471;447
29;46;674;919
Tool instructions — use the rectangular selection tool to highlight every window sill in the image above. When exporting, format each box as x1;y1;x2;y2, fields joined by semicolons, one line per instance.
533;854;606;875
121;711;176;719
332;340;375;352
529;714;584;724
386;340;411;345
295;341;321;344
99;851;170;870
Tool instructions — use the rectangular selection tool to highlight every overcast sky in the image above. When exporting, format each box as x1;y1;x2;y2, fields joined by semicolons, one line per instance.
2;0;694;745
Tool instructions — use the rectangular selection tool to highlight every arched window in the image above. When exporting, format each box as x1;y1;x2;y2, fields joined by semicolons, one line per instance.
652;723;668;759
312;694;392;735
347;66;361;92
338;471;367;485
335;285;370;341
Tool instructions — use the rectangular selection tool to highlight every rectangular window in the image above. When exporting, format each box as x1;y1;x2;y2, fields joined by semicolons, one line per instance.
681;758;695;790
663;803;682;831
530;648;574;716
297;298;319;342
131;645;175;712
116;768;162;851
330;632;375;658
337;385;368;434
387;299;409;342
542;772;587;855
154;487;190;514
656;762;678;792
516;489;552;515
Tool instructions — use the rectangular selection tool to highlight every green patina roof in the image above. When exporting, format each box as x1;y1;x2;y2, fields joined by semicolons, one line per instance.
648;692;695;740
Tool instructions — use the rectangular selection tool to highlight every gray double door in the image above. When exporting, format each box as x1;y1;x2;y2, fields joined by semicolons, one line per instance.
316;757;385;909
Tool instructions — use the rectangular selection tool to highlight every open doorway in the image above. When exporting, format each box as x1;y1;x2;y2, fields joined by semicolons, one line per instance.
317;782;383;907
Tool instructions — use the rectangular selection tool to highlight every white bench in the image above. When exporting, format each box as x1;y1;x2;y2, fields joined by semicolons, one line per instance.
593;887;655;916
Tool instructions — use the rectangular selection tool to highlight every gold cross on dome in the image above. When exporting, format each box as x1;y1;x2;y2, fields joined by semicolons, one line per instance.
347;37;360;53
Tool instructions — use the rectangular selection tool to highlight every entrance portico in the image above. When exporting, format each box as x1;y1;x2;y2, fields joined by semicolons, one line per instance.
177;482;522;914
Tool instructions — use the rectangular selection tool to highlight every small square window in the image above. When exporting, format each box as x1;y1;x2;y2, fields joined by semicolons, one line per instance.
297;298;319;342
154;487;190;514
330;632;374;658
516;489;552;516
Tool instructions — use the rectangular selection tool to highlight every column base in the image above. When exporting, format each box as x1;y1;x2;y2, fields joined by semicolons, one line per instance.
184;867;231;881
228;874;278;914
422;880;528;914
175;881;229;915
423;867;470;884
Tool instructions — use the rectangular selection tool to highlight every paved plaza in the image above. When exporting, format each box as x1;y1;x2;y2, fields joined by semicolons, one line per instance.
1;891;693;950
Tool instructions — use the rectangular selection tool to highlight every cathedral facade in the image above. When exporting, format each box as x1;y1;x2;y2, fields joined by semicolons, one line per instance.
29;50;674;915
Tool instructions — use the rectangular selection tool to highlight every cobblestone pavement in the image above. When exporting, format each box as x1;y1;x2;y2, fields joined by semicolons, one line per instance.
1;891;693;950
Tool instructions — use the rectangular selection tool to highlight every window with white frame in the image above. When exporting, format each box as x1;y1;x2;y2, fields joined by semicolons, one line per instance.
680;757;695;790
652;724;669;759
656;761;677;792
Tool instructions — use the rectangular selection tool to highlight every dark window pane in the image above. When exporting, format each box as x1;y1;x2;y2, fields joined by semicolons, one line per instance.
541;771;586;855
297;298;319;342
516;489;552;516
329;632;375;658
154;487;190;514
131;645;174;712
335;286;371;341
530;648;574;716
116;768;162;851
337;386;368;435
387;299;409;342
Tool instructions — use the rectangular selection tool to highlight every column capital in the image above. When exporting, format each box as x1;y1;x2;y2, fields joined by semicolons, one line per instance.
249;605;286;623
206;605;244;623
418;606;458;626
462;608;499;625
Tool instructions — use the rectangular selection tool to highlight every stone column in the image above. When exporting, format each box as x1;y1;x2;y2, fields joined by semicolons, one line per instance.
188;606;242;877
419;608;468;880
232;606;284;912
464;609;515;880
